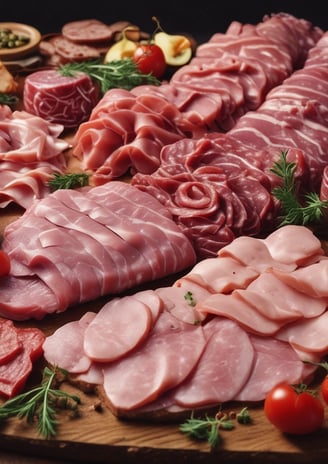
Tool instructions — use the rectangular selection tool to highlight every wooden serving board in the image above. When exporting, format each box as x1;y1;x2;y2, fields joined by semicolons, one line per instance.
1;94;328;464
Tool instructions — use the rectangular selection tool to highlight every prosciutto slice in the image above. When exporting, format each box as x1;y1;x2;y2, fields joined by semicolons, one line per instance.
0;106;69;208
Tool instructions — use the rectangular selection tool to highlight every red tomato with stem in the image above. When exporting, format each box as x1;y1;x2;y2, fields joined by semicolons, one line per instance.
0;250;10;277
133;43;167;79
264;383;324;435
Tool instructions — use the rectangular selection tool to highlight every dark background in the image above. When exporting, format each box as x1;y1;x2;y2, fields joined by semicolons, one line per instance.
2;1;327;42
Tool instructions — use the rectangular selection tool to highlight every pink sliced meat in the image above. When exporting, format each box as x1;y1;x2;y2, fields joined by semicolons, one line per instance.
101;311;206;412
171;317;254;407
245;272;327;319
262;225;325;266
234;336;316;401
0;181;196;320
155;285;209;325
42;312;96;373
218;235;296;273
276;311;328;355
271;258;328;298
83;296;153;362
198;292;285;336
23;69;99;129
174;256;259;293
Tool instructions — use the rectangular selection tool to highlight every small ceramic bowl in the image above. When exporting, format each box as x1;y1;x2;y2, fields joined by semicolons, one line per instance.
0;22;41;60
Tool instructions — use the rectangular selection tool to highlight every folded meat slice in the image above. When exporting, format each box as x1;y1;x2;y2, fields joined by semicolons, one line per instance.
0;181;196;320
174;256;259;294
101;311;206;412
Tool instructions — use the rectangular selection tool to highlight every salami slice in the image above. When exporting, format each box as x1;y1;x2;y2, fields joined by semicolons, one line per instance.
62;19;115;44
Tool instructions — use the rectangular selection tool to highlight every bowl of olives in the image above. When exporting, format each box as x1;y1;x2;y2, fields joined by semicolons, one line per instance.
0;22;41;60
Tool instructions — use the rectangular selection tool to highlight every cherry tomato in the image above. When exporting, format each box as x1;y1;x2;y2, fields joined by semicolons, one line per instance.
321;375;328;404
0;250;10;277
264;383;324;435
133;43;167;79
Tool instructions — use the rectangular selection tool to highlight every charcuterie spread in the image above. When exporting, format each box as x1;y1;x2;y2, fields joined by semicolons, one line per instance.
1;10;328;463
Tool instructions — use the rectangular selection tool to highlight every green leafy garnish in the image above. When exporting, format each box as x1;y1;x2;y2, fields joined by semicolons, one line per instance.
180;408;253;449
270;150;328;227
180;412;234;449
184;290;197;307
48;172;89;191
0;366;81;439
0;93;19;106
59;59;161;94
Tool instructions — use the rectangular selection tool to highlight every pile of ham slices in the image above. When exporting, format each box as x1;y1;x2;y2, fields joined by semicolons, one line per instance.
43;225;328;416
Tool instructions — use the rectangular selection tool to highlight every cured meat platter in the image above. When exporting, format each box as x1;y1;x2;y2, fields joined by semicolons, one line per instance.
1;10;328;464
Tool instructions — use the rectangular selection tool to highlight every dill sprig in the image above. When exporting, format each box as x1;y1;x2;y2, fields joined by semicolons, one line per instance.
48;172;89;191
270;150;328;227
0;366;81;439
59;59;161;94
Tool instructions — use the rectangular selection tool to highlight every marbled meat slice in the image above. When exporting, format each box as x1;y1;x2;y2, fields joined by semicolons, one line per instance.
0;182;196;320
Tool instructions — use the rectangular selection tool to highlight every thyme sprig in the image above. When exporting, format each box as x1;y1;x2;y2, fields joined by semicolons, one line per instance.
59;59;161;94
48;172;90;191
270;150;328;227
0;366;81;439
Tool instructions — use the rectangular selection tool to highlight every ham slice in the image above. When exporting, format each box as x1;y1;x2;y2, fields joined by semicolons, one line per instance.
234;335;315;401
171;317;255;407
83;296;154;362
101;311;206;412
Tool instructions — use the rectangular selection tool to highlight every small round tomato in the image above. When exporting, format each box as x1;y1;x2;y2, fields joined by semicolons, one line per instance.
264;383;324;435
0;250;10;277
133;43;167;79
320;375;328;405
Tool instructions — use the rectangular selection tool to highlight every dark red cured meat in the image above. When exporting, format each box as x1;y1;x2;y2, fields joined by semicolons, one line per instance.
0;319;22;363
0;326;45;398
23;70;99;129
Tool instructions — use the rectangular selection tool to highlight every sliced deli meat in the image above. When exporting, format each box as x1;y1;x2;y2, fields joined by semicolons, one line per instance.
23;69;99;129
42;225;328;415
73;13;322;182
0;181;196;320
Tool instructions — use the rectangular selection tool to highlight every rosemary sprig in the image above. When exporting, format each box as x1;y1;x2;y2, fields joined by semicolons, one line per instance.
0;93;19;106
270;150;328;227
48;172;89;191
59;59;161;94
0;366;81;439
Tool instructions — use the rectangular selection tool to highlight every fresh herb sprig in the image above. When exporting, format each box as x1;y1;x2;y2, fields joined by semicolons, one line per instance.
180;407;251;449
59;59;161;94
270;150;328;227
0;93;19;106
48;172;89;191
0;366;81;439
